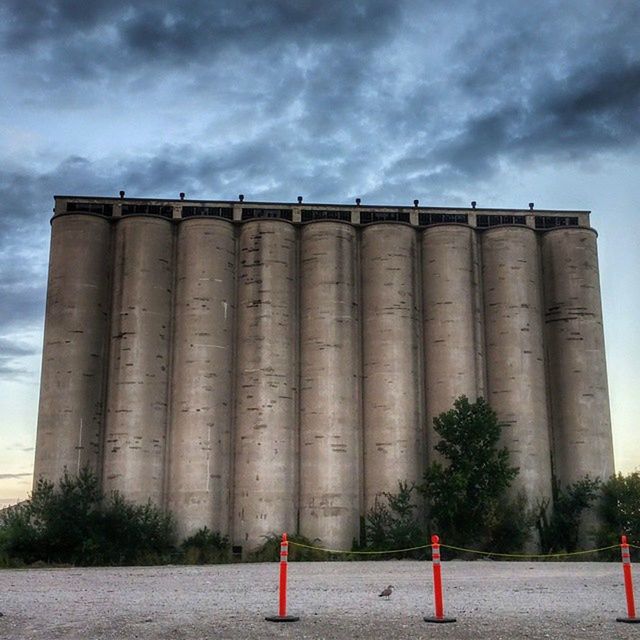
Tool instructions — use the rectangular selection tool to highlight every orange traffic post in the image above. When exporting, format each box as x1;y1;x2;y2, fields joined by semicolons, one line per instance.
424;534;456;623
265;533;299;622
617;534;640;623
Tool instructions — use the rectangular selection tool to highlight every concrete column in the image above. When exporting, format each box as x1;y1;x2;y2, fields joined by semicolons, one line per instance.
233;220;298;551
482;227;553;506
541;228;614;485
361;224;423;510
299;222;361;548
421;225;485;458
34;214;112;485
167;218;236;539
102;216;174;505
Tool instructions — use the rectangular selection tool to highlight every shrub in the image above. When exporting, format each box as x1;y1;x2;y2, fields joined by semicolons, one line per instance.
597;472;640;560
361;482;425;558
535;476;601;554
180;527;230;564
0;468;176;566
249;533;330;562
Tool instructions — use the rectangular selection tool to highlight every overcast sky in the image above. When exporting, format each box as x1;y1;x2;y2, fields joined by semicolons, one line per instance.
1;0;639;505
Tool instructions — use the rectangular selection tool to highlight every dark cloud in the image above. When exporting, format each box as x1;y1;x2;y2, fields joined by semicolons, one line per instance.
467;58;638;167
0;473;32;480
1;0;400;74
387;47;640;186
0;158;122;345
1;0;640;388
0;337;40;378
0;340;37;358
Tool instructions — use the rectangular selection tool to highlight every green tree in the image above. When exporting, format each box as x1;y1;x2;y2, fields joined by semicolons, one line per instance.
535;476;601;553
0;468;176;566
420;395;524;551
363;481;425;557
597;472;640;559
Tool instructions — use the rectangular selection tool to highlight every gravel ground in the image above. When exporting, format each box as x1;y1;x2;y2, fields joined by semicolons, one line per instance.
0;561;638;639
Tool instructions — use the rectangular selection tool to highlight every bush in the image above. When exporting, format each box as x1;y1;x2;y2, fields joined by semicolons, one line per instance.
249;533;330;562
0;468;176;566
361;482;426;558
180;527;230;564
597;472;640;560
535;476;601;554
487;493;533;555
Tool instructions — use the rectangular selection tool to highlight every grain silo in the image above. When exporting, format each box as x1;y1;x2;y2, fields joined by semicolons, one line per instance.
33;196;615;552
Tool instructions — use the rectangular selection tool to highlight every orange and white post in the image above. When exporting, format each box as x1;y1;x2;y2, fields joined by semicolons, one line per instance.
265;533;299;622
424;534;456;623
617;534;640;623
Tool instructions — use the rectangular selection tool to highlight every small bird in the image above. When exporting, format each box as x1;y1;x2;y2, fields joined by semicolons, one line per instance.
379;585;394;599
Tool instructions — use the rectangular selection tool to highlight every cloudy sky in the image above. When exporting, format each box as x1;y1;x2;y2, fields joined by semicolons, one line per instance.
1;0;639;505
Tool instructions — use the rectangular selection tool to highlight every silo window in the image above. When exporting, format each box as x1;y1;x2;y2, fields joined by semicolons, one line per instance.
122;204;174;218
534;216;580;229
301;209;352;222
360;211;411;223
241;208;293;221
419;213;468;226
477;214;527;227
182;206;233;219
66;202;113;216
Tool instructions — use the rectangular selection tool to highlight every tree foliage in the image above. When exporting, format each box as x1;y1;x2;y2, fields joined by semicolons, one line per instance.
535;476;601;553
180;527;230;564
362;481;425;558
249;533;329;562
420;396;527;551
597;472;640;559
0;468;175;566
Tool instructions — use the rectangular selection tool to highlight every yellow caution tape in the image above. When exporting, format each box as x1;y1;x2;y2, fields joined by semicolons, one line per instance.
288;541;431;555
287;540;621;558
439;543;620;559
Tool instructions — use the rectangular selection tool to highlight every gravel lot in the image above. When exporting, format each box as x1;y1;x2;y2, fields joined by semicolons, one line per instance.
1;561;638;639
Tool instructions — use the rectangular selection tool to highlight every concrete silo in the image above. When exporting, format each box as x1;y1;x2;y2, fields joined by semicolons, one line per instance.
166;218;236;539
299;221;361;548
421;225;485;457
102;216;174;505
541;228;615;486
34;196;615;551
361;223;423;509
233;220;298;550
481;226;553;505
34;214;112;483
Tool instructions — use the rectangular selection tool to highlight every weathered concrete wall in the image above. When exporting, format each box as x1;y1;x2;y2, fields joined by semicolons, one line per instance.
482;227;553;506
542;228;614;485
299;222;361;549
421;225;485;458
167;219;236;540
232;220;298;550
34;214;112;483
361;224;423;510
102;216;174;505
